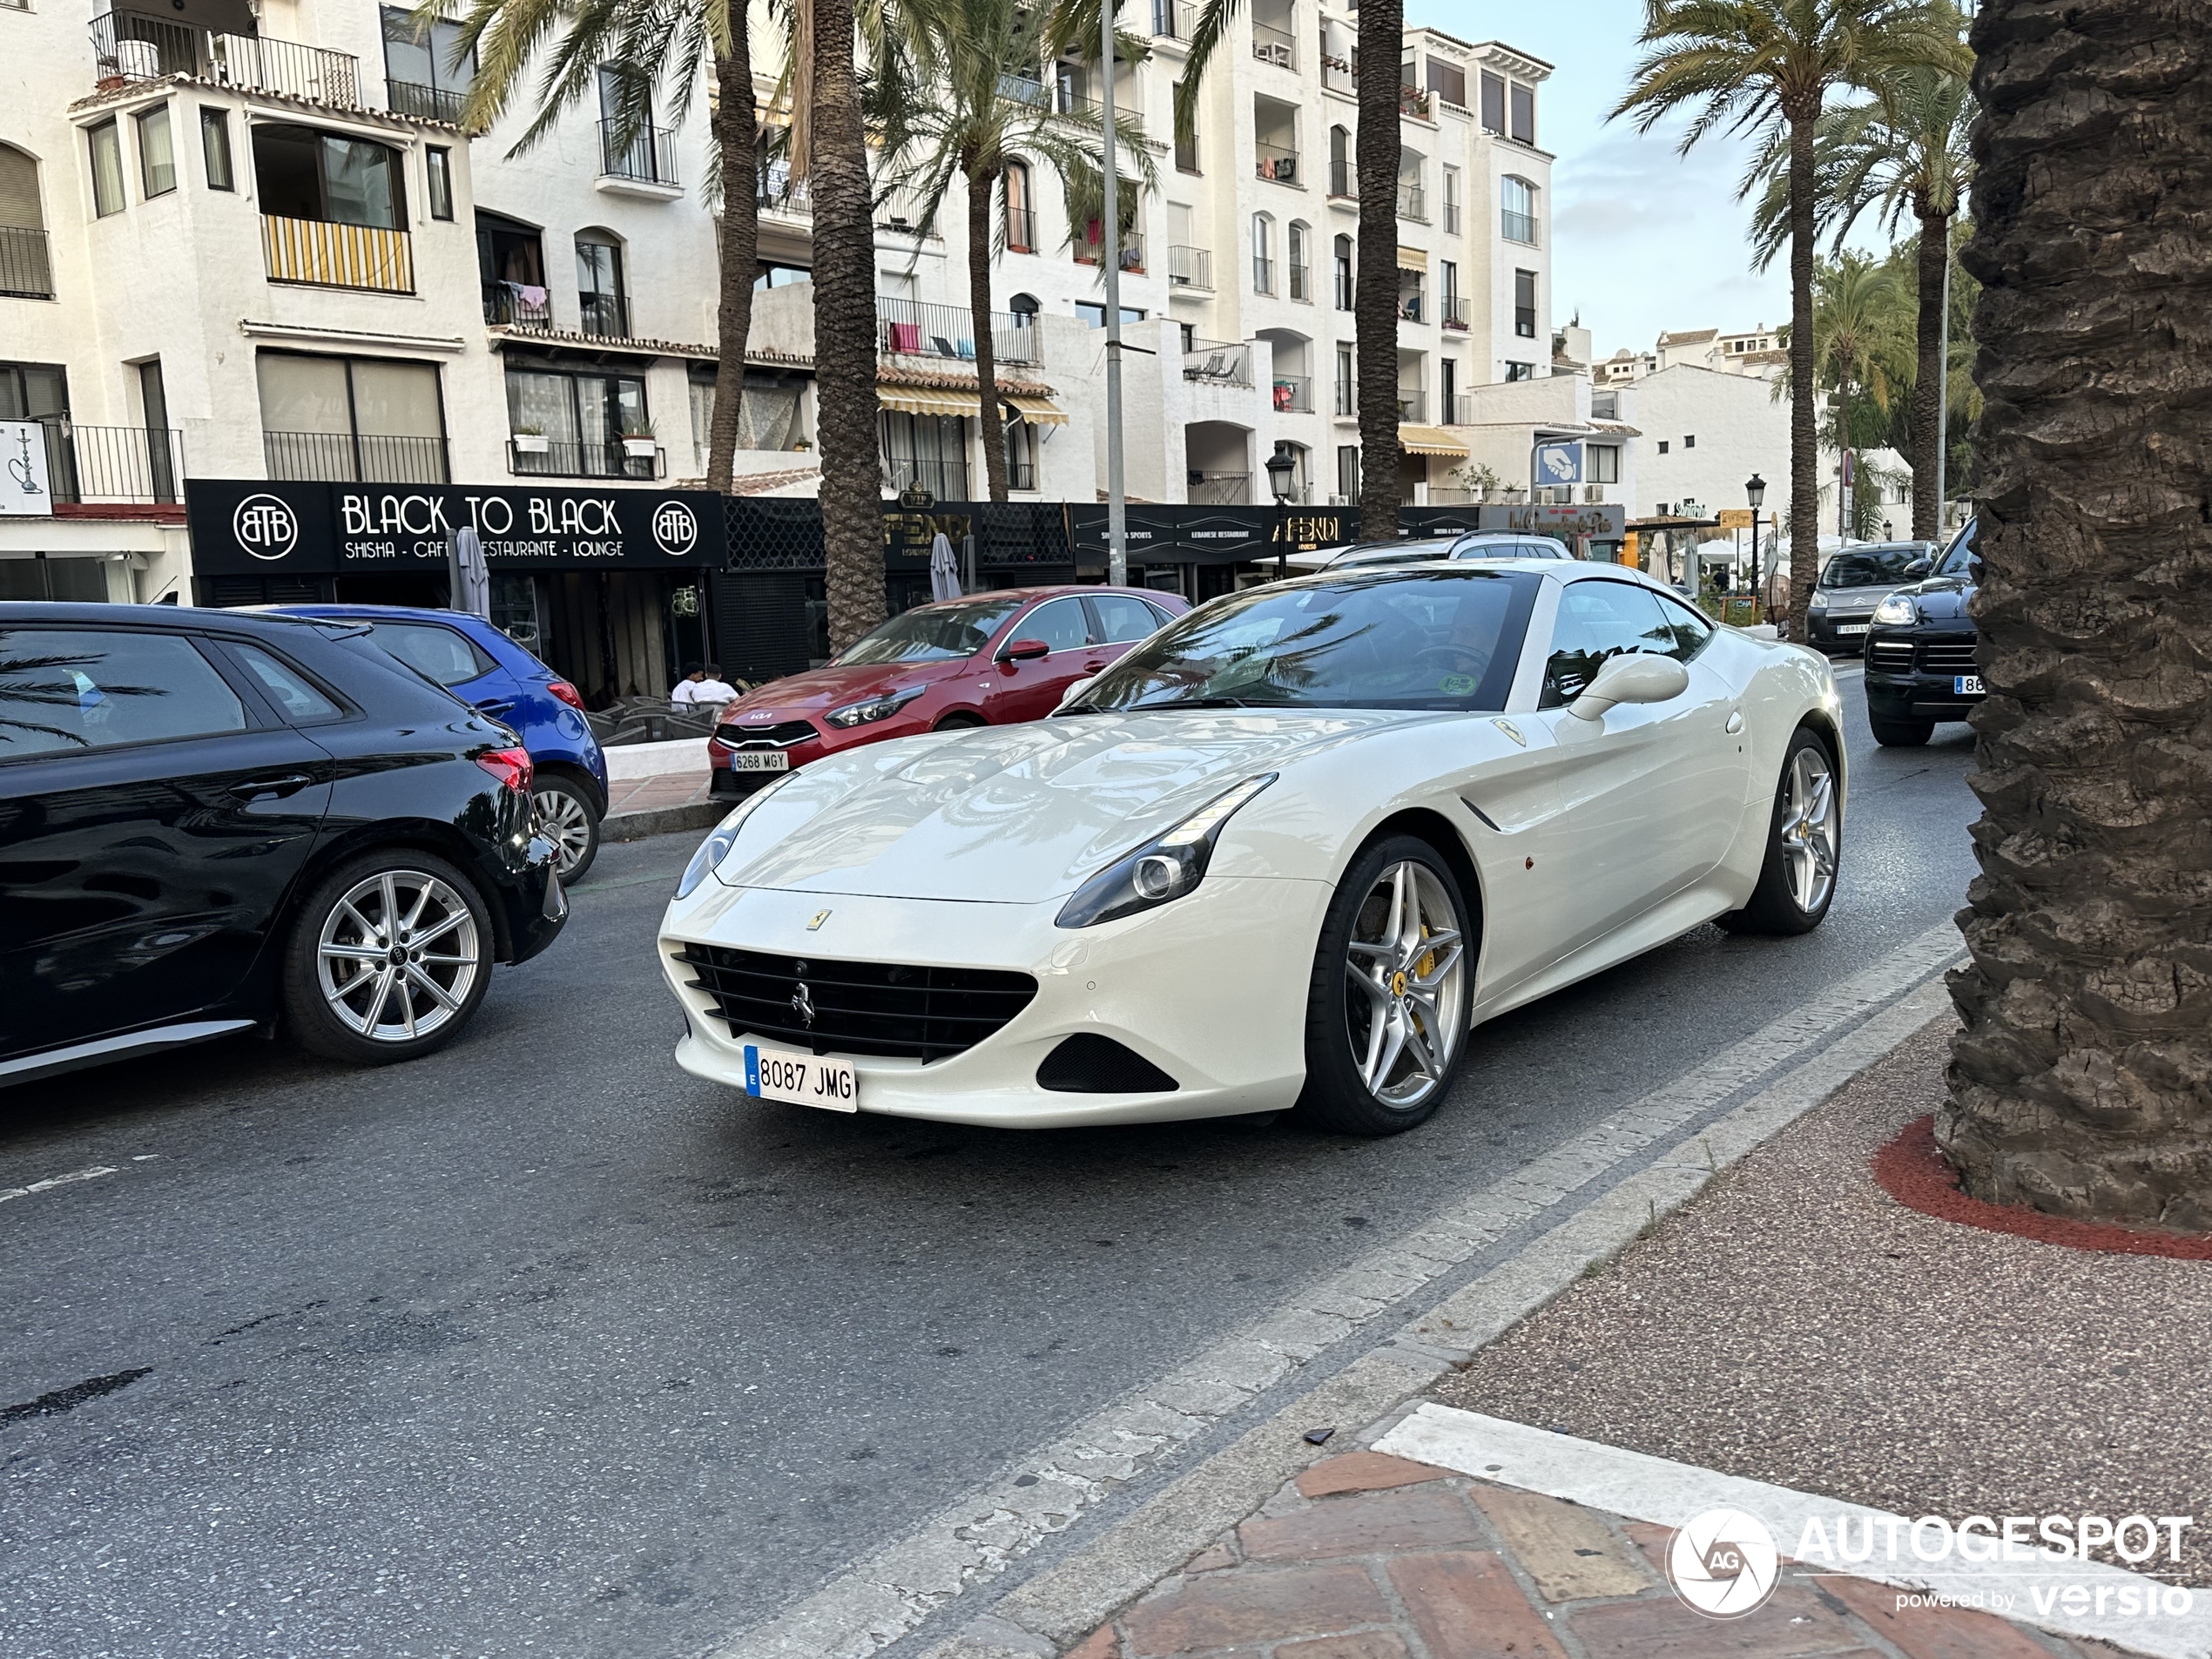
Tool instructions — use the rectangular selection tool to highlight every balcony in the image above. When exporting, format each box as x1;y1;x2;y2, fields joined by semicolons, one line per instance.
386;78;464;123
1;226;53;300
17;423;185;509
598;120;678;191
1328;159;1356;199
1502;210;1540;246
759;161;812;217
1334;378;1357;417
1271;375;1312;414
1397;291;1425;324
578;291;630;339
881;454;969;502
1400;84;1433;119
1255;143;1299;185
1168;244;1213;289
1189;471;1251;504
1440;295;1469;331
509;438;663;481
261;214;414;293
1397;183;1427;222
1395;391;1424;421
1074;228;1145;273
1442;394;1473;424
877;295;1038;367
1252;20;1296;68
265;429;448;483
1184;339;1252;386
483;281;553;328
1151;0;1196;37
91;11;361;106
1006;458;1037;491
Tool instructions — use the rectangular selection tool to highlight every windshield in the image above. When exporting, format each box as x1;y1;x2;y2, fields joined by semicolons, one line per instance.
1069;570;1541;714
1937;519;1976;577
1820;545;1926;588
833;597;1023;665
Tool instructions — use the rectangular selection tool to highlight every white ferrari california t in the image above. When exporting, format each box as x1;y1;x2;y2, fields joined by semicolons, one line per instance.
658;560;1843;1135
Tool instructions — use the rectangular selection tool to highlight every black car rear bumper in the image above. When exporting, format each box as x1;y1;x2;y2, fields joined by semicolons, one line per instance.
482;833;568;965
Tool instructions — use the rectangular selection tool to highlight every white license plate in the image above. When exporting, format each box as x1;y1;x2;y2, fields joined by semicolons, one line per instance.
1837;624;1870;636
1954;674;1985;696
744;1042;858;1111
727;750;792;772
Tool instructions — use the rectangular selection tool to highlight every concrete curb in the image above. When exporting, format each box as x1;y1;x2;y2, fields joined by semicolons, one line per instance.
603;799;725;843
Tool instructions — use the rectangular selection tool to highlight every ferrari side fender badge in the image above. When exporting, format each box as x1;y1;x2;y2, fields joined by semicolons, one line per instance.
1493;718;1527;747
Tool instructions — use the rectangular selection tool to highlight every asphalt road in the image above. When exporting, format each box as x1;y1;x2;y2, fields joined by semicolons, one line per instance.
0;670;1981;1659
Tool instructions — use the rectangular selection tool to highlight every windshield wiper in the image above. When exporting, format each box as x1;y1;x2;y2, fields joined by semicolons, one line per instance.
1125;694;1257;711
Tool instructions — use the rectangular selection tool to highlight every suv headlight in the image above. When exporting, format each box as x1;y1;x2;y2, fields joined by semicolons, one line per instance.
675;779;792;899
1809;590;1829;610
1873;594;1918;625
1055;774;1277;928
825;686;926;729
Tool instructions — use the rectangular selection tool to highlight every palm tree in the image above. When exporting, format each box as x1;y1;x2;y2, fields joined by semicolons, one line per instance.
438;0;763;494
1615;0;1967;638
1804;250;1906;535
1750;57;1972;541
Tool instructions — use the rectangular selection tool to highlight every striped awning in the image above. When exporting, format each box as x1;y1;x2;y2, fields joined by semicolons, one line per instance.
1397;424;1468;457
1396;245;1428;272
878;385;978;418
1001;393;1068;427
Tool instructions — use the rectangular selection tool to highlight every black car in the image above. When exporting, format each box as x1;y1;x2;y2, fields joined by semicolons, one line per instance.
1804;539;1939;653
1862;518;1981;745
0;604;567;1084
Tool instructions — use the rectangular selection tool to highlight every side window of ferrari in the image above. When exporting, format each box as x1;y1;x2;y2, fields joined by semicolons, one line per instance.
1541;582;1668;706
1644;592;1716;663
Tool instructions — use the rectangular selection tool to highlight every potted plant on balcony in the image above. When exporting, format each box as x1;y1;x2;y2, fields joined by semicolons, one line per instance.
620;422;658;460
513;424;550;455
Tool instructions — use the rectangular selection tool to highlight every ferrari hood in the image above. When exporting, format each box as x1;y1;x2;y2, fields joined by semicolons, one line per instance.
715;710;1419;903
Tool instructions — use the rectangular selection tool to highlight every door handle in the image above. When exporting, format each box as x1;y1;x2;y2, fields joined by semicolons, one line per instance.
474;698;517;717
1082;659;1108;672
231;773;314;799
1724;711;1744;735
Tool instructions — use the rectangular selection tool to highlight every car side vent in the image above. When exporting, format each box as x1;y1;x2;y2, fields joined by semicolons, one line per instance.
1036;1035;1179;1094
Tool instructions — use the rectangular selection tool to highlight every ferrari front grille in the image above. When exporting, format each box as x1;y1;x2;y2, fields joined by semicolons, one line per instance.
679;942;1036;1061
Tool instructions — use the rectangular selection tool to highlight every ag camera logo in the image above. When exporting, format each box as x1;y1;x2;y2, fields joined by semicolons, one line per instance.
652;501;699;556
1668;1508;1780;1618
233;494;300;562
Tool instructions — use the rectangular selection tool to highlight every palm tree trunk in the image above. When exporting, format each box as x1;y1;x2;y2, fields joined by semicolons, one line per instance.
706;30;761;495
809;0;886;651
1352;0;1400;540
1785;106;1818;637
968;165;1008;503
1908;206;1947;542
1943;0;2212;1229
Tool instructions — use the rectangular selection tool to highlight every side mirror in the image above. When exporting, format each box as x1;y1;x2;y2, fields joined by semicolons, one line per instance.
999;637;1050;663
1904;557;1932;578
1055;675;1096;711
1568;653;1689;722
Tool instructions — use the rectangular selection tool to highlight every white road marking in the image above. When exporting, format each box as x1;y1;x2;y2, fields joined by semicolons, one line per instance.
1379;1405;2209;1659
716;922;1966;1659
0;1166;118;1206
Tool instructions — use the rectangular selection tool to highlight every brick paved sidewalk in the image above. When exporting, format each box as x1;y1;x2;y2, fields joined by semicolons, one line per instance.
1069;1449;2128;1659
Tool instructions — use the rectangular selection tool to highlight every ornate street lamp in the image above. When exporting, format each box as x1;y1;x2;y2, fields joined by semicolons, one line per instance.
1265;441;1298;579
1745;472;1767;614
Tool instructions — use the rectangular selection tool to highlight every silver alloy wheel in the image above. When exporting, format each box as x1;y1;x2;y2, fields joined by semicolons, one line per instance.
1778;745;1839;913
533;785;594;876
316;869;482;1043
1342;860;1468;1109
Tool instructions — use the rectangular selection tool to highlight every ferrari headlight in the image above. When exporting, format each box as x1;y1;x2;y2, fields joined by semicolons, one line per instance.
1873;594;1918;625
825;686;926;728
1055;773;1277;928
675;779;791;899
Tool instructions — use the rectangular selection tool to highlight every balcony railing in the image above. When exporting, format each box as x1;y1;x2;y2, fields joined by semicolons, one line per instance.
1443;201;1461;233
1151;0;1197;37
509;439;662;481
1320;51;1352;94
578;290;630;338
386;78;464;123
1;226;53;300
1074;229;1145;273
1329;158;1356;199
265;429;448;483
1395;392;1424;421
1397;291;1424;323
91;11;361;106
876;295;1037;366
483;281;553;328
16;422;185;506
1252;253;1274;294
1006;207;1036;253
261;215;414;293
1255;143;1298;185
1334;378;1357;417
1006;458;1037;491
1189;471;1251;504
1397;183;1426;222
1168;244;1213;289
1502;210;1540;246
1183;339;1251;387
1443;394;1473;424
1251;20;1295;68
1440;295;1469;330
1399;84;1432;119
881;455;970;502
598;120;678;187
1271;375;1312;413
758;165;813;217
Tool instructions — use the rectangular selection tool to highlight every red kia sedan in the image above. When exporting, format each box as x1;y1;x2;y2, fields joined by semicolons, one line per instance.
707;585;1190;795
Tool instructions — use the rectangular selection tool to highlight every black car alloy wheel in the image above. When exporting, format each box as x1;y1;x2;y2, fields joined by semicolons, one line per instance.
285;851;495;1063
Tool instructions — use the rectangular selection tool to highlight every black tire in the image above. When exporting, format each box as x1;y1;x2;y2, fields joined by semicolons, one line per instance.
934;711;988;730
283;849;496;1065
1869;714;1934;747
1294;834;1474;1136
531;772;601;883
1717;727;1841;937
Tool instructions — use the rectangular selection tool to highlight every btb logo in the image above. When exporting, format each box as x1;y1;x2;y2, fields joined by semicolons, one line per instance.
652;501;699;556
1667;1508;1780;1618
233;494;300;562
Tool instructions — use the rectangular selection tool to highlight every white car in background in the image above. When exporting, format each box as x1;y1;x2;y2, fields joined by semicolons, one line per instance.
659;562;1843;1135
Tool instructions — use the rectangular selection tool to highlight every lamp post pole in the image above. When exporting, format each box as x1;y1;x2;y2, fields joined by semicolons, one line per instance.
1266;440;1298;580
1102;0;1127;586
1745;472;1766;620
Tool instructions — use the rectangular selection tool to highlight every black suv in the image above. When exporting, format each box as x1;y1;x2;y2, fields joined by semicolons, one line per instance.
1862;518;1981;745
1;604;567;1084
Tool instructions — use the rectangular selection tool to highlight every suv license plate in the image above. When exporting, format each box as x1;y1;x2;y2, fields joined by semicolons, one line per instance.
744;1042;859;1112
1954;674;1985;697
728;750;791;772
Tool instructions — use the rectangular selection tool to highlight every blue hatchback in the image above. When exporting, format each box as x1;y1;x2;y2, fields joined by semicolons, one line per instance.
272;605;610;880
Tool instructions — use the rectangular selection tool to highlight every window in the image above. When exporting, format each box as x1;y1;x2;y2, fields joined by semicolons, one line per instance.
1657;439;1669;454
1287;220;1309;300
1016;598;1093;653
1075;301;1146;328
1335;344;1354;415
1426;57;1466;107
1004;160;1032;251
426;146;454;219
1;147;51;299
200;108;233;190
837;597;1022;664
260;352;448;483
1480;72;1504;134
381;6;476;123
1089;592;1168;643
1683;433;1696;448
1504;361;1534;382
504;361;650;478
1501;176;1538;246
366;621;497;687
1333;233;1353;310
1173;79;1198;172
228;644;343;721
252;125;406;228
878;410;968;500
0;629;246;755
1514;267;1536;337
1337;444;1359;502
1441;165;1460;233
1251;212;1273;293
1588;443;1619;484
1440;356;1456;415
1003;417;1037;490
1509;82;1535;145
1328;125;1352;197
1541;580;1682;706
575;231;627;337
1648;591;1716;660
88;121;125;217
136;105;175;199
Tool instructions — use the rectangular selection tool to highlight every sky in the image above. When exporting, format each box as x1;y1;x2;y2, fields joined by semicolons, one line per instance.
1404;0;1791;359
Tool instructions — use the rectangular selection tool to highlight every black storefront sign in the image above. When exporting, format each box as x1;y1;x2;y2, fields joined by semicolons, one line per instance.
1065;504;1354;566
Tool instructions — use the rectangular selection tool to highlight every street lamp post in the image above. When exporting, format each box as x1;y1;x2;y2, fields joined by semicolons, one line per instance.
1265;441;1298;580
1745;472;1766;619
